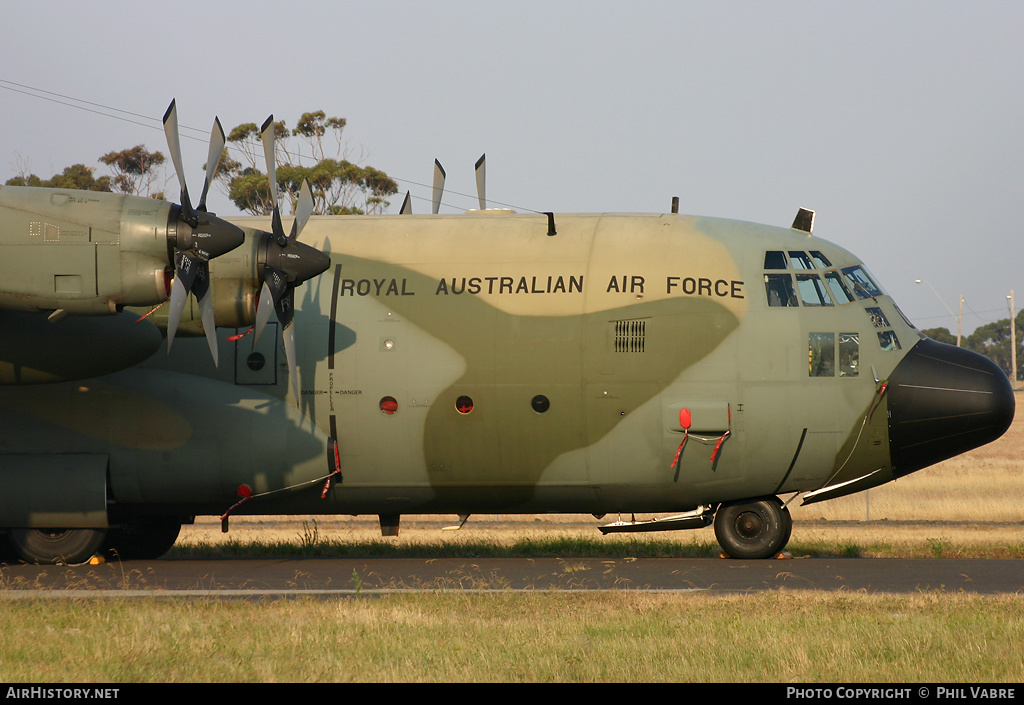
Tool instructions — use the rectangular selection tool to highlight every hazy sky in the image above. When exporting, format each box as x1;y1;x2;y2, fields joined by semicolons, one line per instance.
2;1;1021;334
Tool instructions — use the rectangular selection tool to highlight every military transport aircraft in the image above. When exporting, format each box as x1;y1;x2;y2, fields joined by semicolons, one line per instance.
0;102;1014;563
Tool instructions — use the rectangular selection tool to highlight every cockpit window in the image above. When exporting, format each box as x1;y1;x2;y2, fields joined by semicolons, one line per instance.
810;251;832;268
877;330;902;351
764;252;885;309
796;274;833;306
865;307;890;328
893;303;917;330
764;251;788;269
842;266;883;299
809;333;836;376
839;333;859;376
789;251;815;270
765;273;798;307
824;271;856;304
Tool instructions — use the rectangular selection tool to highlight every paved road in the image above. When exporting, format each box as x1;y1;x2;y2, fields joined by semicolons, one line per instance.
1;557;1022;595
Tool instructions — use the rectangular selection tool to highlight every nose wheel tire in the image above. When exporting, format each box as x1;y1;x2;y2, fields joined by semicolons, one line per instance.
714;497;792;559
8;528;107;565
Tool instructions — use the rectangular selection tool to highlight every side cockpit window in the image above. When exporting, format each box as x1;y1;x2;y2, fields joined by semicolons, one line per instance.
865;307;902;350
809;332;860;377
841;265;883;299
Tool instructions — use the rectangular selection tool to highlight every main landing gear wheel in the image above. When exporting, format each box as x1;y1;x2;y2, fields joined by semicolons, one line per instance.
714;497;792;559
103;519;182;560
8;528;107;565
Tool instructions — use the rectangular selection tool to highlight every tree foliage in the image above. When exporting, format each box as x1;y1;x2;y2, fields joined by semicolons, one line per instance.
6;145;165;198
5;163;112;191
924;310;1024;381
213;111;397;216
962;310;1024;381
919;327;957;345
98;145;165;198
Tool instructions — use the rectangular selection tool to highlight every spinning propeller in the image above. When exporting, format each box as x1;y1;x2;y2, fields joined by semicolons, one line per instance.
162;100;245;363
253;115;331;401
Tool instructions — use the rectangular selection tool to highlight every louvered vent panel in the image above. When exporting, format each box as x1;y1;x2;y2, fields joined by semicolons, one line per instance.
612;319;646;353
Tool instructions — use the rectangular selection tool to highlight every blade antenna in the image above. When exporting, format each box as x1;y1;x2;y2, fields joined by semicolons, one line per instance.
432;159;446;215
475;153;486;210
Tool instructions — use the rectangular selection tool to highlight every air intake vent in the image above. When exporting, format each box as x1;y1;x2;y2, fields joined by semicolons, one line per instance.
613;319;646;353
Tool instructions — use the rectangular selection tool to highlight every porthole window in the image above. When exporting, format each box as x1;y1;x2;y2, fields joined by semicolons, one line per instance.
456;395;474;414
246;352;265;371
380;396;398;415
531;395;550;413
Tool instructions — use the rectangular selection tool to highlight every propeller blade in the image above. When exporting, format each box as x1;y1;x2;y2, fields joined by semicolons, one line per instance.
197;117;225;213
166;274;188;353
161;101;245;366
254;265;300;401
290;180;314;241
253;280;276;345
432;159;446;214
193;264;218;364
282;320;298;404
253;266;292;344
166;250;202;352
273;281;295;330
260;116;279;205
260;116;286;244
251;115;332;406
162;100;193;218
399;191;412;215
475;153;486;210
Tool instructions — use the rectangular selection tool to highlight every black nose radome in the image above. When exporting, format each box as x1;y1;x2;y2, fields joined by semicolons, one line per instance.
887;337;1015;477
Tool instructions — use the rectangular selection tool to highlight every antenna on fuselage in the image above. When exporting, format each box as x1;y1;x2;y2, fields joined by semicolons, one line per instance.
475;153;486;210
791;208;815;234
432;159;446;214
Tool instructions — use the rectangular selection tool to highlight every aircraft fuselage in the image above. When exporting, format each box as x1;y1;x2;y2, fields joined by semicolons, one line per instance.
0;188;1014;560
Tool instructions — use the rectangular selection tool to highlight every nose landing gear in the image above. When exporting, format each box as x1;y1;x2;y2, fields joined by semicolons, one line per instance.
714;496;792;559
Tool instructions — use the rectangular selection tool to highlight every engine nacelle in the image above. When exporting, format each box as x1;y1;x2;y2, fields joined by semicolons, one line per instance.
0;186;173;314
134;223;263;336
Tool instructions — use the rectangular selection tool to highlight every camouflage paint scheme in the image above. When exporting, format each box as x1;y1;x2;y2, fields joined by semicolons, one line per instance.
0;185;1014;560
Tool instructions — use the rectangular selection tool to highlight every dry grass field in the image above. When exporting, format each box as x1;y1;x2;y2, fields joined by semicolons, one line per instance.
2;396;1020;684
2;592;1023;682
175;392;1023;557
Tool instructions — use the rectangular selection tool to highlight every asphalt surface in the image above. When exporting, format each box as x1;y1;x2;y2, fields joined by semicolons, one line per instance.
1;557;1022;595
